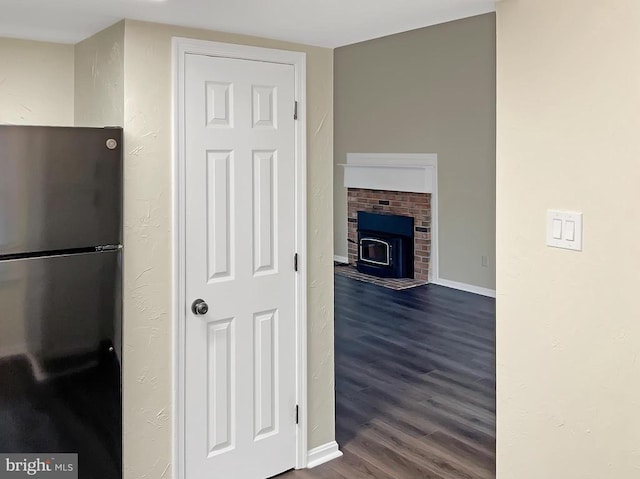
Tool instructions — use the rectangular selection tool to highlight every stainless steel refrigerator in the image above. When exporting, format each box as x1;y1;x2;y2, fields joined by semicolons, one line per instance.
0;126;122;478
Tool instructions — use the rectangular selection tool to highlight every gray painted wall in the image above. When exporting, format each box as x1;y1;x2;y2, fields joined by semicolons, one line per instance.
334;13;496;289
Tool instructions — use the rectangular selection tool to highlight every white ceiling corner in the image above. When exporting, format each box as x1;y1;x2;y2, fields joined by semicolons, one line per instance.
0;0;496;48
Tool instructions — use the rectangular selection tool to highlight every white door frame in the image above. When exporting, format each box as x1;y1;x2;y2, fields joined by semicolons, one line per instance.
172;37;308;479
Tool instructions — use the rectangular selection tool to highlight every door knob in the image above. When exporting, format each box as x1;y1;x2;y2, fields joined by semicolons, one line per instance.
191;299;209;316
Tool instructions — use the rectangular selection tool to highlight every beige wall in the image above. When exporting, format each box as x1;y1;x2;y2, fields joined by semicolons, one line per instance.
334;14;496;289
0;37;74;125
497;1;640;477
121;20;334;478
74;21;124;127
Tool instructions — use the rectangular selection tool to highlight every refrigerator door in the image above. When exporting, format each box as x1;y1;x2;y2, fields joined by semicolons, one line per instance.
0;126;122;256
0;250;121;479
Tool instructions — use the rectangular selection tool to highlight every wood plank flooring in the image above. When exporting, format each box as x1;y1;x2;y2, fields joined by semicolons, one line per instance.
279;274;496;479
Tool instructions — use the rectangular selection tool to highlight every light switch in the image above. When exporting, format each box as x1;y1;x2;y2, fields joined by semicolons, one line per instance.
547;210;583;251
552;219;563;239
565;220;575;241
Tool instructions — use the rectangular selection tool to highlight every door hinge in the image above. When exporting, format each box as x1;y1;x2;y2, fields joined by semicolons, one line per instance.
294;253;299;272
296;405;299;424
294;101;298;120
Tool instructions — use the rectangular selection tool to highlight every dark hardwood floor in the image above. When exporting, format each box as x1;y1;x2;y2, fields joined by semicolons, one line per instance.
280;274;496;479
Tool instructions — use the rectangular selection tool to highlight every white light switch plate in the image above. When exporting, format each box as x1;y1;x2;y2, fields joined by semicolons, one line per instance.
547;210;583;251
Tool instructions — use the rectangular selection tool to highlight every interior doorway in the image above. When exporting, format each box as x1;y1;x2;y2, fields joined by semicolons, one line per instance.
173;38;309;479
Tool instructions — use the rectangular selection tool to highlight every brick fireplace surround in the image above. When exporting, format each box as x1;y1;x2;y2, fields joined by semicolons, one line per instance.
347;188;432;282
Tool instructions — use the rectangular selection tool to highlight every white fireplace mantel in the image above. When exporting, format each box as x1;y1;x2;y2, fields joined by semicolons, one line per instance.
340;153;437;193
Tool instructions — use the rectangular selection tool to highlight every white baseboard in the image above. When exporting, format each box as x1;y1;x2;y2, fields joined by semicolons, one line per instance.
333;255;349;264
306;441;342;469
434;278;496;298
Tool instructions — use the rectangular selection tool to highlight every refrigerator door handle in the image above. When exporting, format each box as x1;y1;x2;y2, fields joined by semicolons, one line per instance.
96;244;123;252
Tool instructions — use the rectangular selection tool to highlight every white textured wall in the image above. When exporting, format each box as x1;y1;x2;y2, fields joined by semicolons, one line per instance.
497;1;640;477
74;21;124;127
0;37;74;125
122;20;334;479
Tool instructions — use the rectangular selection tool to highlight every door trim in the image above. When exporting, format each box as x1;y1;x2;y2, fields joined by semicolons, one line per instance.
172;38;308;478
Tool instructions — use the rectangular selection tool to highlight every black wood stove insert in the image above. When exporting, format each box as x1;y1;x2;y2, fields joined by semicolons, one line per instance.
357;211;414;278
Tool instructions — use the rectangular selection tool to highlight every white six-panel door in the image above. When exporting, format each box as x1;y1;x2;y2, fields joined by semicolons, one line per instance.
184;53;297;479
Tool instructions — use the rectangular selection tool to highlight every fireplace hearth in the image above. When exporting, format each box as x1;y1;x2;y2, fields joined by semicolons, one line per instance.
357;211;414;278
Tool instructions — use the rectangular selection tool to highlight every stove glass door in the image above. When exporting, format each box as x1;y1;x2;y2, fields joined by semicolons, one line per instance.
359;238;390;266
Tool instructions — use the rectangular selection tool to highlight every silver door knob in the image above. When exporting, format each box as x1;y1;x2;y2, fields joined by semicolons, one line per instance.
191;299;209;315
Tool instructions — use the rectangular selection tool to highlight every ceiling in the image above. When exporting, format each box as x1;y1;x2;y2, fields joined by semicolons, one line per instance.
0;0;495;48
